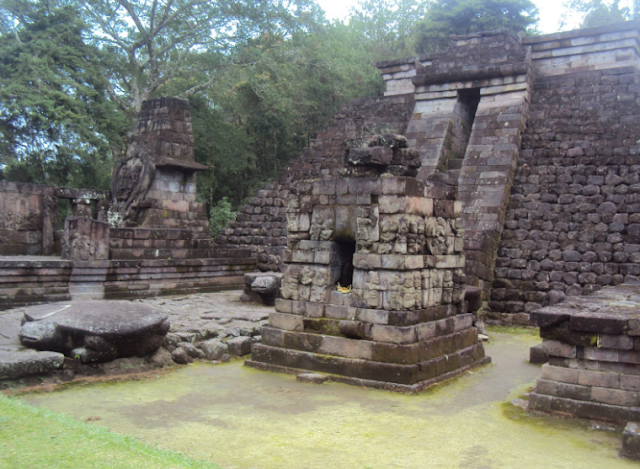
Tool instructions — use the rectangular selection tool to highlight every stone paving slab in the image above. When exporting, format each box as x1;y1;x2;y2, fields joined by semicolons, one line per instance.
0;290;270;380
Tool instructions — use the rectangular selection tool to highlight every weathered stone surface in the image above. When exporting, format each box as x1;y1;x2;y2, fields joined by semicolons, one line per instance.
149;347;173;368
0;350;64;379
623;422;640;460
241;272;282;306
530;284;640;423
19;301;169;362
296;372;330;384
227;336;253;357
200;339;229;360
171;346;191;364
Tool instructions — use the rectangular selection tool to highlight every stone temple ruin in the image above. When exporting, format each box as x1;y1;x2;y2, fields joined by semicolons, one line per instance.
219;21;640;328
2;20;640;437
0;97;255;309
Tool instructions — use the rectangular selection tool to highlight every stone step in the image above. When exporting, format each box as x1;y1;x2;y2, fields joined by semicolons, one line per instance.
248;341;486;387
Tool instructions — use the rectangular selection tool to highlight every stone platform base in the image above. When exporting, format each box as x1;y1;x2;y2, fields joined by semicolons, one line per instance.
529;392;640;424
528;284;640;425
245;355;490;393
246;341;490;393
0;253;256;309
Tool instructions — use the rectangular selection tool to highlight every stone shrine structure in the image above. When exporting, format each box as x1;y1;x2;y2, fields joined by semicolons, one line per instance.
246;134;489;391
0;98;254;309
528;283;640;424
219;21;640;326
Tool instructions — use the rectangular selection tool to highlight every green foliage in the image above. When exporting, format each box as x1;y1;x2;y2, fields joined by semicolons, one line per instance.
0;2;129;188
414;0;539;54
191;24;384;209
348;0;429;61
209;197;237;239
78;0;324;114
564;0;631;28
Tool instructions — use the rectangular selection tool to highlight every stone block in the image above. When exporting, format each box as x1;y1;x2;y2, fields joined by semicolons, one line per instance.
535;379;591;401
590;386;639;407
305;302;325;318
530;343;550;364
623;422;640;460
379;196;405;214
357;308;390;325
275;299;293;313
416;322;437;341
583;347;619;362
577;369;620;389
541;363;579;384
621;375;640;391
406;197;433;216
539;340;577;358
318;335;373;360
347;146;393;166
325;305;350;320
227;336;253;357
370;324;417;344
600;334;634;350
269;312;303;331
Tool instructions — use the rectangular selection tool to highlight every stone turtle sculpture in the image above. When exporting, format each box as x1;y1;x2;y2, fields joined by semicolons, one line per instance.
19;301;170;363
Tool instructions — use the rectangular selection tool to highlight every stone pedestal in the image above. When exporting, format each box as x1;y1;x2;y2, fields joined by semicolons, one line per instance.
246;135;489;392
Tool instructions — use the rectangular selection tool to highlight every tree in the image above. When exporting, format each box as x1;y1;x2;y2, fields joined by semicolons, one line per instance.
564;0;631;29
76;0;323;115
348;0;429;62
0;2;129;188
414;0;539;54
189;24;385;208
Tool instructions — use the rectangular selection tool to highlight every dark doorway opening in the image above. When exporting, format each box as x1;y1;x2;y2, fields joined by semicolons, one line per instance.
332;239;356;287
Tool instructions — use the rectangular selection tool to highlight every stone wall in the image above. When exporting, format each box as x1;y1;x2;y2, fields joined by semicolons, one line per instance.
488;65;640;323
216;94;415;271
0;182;110;257
221;21;640;325
0;182;55;256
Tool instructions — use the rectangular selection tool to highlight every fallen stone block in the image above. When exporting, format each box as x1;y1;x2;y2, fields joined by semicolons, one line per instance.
0;350;65;380
227;336;253;356
200;339;229;360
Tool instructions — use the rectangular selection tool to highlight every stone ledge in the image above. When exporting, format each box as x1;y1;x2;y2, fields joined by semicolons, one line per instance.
245;355;490;394
0;350;64;380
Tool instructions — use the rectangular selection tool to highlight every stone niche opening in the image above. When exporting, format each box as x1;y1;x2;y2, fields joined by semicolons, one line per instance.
331;238;356;288
446;87;480;170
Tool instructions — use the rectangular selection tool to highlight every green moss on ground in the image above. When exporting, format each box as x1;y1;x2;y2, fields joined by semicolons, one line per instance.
487;325;539;337
0;394;220;469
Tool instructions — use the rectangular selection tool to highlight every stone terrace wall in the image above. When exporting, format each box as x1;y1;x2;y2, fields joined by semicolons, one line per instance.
216;94;415;271
489;66;640;324
0;182;55;256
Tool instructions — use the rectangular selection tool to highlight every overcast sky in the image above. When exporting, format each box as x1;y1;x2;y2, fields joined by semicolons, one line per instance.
315;0;635;34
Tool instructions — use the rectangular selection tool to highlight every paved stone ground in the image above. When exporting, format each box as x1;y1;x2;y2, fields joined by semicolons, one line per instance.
0;290;271;387
143;290;270;337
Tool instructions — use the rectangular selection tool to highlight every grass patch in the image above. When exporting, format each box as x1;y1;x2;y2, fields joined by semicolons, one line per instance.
487;325;539;337
0;394;220;469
